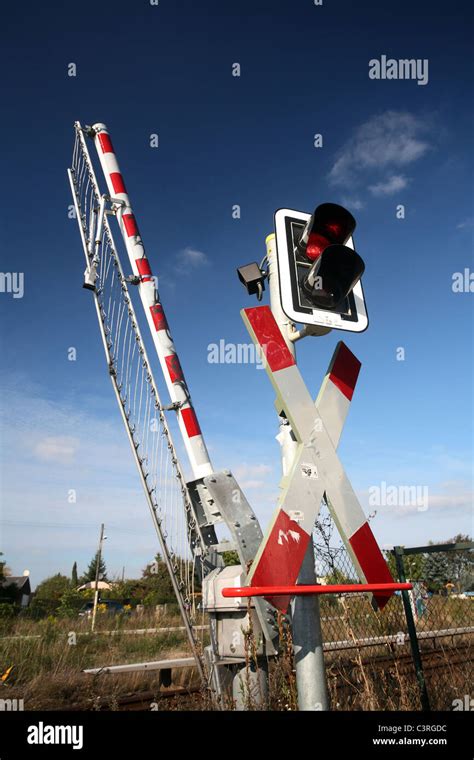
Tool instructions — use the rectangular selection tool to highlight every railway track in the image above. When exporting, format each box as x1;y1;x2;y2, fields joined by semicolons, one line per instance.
366;641;471;673
327;642;472;683
63;685;203;712
66;643;472;710
107;686;205;711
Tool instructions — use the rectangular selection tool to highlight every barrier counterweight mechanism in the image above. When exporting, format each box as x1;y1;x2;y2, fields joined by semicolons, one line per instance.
69;125;409;711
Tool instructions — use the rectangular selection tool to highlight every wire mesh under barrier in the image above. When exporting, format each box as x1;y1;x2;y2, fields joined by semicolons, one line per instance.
308;507;474;710
391;543;474;711
310;506;419;710
69;125;202;624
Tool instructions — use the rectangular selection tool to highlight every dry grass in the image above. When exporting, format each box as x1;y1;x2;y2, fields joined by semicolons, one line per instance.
0;614;205;710
1;599;471;711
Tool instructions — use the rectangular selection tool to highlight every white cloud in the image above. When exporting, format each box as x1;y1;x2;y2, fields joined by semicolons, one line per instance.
175;247;209;273
2;378;470;584
328;111;430;189
358;480;473;517
391;490;473;516
341;197;365;210
234;463;273;491
456;217;474;229
0;381;176;583
369;174;409;196
0;383;279;583
33;436;79;464
239;479;267;489
426;490;473;511
234;463;272;479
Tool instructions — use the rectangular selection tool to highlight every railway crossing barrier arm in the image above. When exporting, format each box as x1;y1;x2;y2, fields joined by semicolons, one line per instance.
69;121;276;706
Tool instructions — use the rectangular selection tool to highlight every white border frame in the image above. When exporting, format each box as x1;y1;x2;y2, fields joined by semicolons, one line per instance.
275;208;368;333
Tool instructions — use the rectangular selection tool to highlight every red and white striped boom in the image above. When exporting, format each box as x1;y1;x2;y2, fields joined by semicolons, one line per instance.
91;123;212;480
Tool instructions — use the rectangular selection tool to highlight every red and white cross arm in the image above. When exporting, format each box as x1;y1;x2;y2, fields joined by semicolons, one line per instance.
91;123;212;480
242;305;394;612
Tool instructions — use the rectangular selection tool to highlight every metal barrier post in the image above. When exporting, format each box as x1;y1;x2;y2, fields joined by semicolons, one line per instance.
393;546;431;711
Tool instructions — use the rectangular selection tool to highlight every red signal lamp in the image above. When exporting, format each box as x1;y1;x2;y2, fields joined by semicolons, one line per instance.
298;203;356;261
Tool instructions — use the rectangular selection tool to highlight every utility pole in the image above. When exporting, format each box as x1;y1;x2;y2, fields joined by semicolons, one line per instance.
91;523;106;632
266;233;329;711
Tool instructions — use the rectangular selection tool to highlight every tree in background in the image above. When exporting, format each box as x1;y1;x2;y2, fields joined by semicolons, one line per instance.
141;554;176;606
218;539;239;567
104;579;139;604
82;552;107;583
386;536;473;592
325;567;358;585
30;573;71;616
442;534;473;591
0;552;11;579
425;535;473;592
386;550;425;582
0;553;17;606
56;588;85;618
424;551;450;593
71;561;78;588
34;574;71;600
221;548;240;567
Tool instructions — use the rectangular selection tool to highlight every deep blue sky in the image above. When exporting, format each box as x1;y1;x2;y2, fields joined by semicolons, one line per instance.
1;0;472;586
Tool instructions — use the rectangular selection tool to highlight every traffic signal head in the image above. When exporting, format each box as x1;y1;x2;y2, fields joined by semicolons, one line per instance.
274;204;368;333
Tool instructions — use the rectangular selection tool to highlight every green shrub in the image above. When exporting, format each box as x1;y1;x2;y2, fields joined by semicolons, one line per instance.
56;589;84;618
0;602;14;619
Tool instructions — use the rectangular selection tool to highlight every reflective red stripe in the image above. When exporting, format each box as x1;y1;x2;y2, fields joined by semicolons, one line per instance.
110;172;126;194
180;408;201;438
250;510;310;612
329;342;361;401
243;306;296;373
349;521;394;610
97;132;114;154
150;304;168;332
165;354;184;383
123;213;139;237
136;258;152;281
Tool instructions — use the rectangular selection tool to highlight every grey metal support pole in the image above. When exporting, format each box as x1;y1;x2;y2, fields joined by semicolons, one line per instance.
291;546;329;710
266;233;329;711
393;546;431;711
